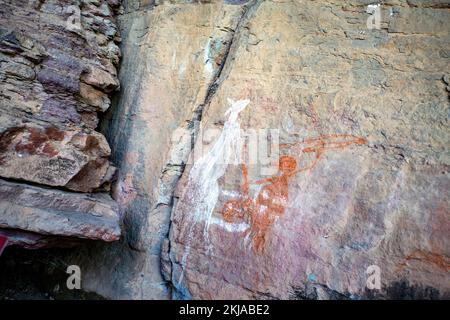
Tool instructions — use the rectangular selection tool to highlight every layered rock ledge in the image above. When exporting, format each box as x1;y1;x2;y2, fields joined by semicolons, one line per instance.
0;179;121;248
0;0;121;192
0;0;122;247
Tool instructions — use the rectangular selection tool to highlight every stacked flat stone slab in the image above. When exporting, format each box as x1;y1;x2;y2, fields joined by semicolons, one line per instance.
0;178;121;248
0;0;121;192
0;1;122;247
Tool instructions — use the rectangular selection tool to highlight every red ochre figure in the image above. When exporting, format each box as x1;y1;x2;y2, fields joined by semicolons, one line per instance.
221;134;367;253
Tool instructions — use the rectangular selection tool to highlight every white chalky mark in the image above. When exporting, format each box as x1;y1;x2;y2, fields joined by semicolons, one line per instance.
179;62;186;77
186;98;249;235
210;216;250;233
176;99;250;288
204;38;213;75
366;4;380;13
172;51;176;67
222;190;241;198
249;184;263;201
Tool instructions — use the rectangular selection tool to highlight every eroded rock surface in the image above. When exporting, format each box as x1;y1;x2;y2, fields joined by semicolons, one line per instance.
68;0;250;299
161;0;450;299
0;0;121;192
81;0;449;299
23;0;448;300
0;178;121;247
0;0;122;255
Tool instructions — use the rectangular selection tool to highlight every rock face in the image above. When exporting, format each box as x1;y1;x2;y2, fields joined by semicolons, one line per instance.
0;178;121;248
67;0;449;299
2;0;449;300
0;1;122;250
0;0;121;192
162;0;450;299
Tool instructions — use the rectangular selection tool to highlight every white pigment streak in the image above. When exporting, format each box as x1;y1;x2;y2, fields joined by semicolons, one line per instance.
186;98;249;235
203;38;213;75
176;99;250;288
210;216;250;233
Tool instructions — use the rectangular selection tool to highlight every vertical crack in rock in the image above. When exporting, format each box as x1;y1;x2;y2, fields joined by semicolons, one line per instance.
163;0;264;299
160;1;450;300
202;0;263;112
175;99;250;297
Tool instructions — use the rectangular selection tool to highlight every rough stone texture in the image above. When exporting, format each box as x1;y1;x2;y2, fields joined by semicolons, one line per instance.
0;228;84;249
161;0;450;299
0;0;121;192
59;0;450;299
0;178;121;247
68;0;247;299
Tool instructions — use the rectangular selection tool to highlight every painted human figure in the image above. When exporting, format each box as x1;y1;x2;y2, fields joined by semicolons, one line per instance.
221;135;366;253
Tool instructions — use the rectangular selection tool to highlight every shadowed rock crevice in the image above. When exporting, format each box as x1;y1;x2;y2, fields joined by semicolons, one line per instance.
0;247;106;300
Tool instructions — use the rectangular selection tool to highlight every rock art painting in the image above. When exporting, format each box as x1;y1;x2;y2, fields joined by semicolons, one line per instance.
3;0;449;301
222;134;367;253
174;99;250;288
176;98;368;281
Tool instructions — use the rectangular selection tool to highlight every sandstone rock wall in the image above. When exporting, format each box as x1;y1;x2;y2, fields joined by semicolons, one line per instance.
68;0;249;299
0;0;121;192
0;1;122;247
163;0;450;299
69;0;449;299
1;0;449;300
